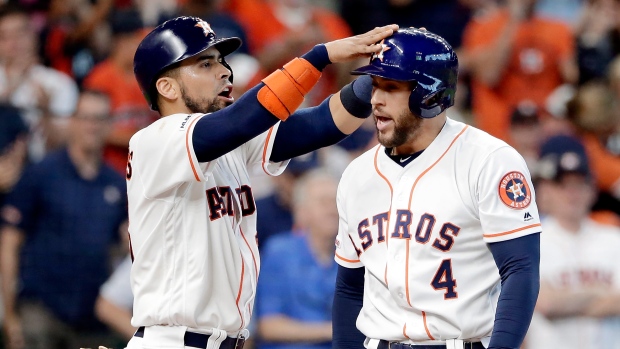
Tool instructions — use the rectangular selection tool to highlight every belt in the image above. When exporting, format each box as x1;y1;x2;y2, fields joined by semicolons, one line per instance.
134;326;246;349
378;339;485;349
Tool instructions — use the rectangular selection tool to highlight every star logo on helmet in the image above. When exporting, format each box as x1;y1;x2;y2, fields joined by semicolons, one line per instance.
371;39;391;62
195;20;214;37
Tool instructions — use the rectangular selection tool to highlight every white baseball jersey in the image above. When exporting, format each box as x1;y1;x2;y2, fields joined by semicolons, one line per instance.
126;113;287;334
526;217;620;349
335;118;541;344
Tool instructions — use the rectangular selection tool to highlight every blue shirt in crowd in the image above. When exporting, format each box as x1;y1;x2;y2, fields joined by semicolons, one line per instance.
0;104;29;205
256;232;338;349
3;148;127;329
255;194;294;249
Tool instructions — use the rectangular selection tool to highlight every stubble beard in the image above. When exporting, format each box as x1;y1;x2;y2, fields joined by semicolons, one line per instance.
181;85;231;114
376;108;423;149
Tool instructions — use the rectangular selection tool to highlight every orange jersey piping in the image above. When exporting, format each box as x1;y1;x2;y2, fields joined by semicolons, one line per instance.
261;126;276;175
422;311;435;340
374;145;393;284
404;125;468;306
335;252;360;263
240;226;259;277
185;116;202;182
235;252;246;329
483;223;542;238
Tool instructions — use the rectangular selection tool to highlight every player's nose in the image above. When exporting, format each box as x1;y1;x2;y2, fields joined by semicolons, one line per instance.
218;63;231;80
370;88;385;106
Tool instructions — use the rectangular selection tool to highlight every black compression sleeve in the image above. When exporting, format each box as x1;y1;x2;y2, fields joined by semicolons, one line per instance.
487;233;540;349
333;266;366;349
192;84;279;162
270;97;346;162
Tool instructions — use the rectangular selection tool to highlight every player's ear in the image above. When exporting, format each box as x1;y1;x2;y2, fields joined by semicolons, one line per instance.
155;77;179;103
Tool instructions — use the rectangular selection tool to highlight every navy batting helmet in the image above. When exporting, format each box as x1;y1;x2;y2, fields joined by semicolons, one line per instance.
133;16;242;111
351;28;458;119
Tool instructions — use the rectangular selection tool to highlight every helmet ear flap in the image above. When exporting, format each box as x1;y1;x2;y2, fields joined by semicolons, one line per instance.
409;87;446;119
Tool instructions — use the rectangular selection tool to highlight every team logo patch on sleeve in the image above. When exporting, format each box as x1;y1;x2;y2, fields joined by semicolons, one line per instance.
498;171;532;209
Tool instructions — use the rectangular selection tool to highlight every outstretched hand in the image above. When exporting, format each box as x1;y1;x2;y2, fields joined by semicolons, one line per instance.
325;24;399;63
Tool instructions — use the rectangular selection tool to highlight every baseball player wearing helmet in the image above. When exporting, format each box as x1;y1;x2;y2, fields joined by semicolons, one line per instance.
126;16;398;349
332;28;541;349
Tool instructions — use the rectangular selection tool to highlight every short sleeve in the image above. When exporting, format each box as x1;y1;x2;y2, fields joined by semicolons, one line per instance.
129;114;212;197
242;122;289;176
334;174;362;268
476;146;542;243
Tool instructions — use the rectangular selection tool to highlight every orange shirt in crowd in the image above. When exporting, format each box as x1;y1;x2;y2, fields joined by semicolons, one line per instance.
581;133;620;195
227;0;352;105
228;0;351;55
463;10;574;140
83;60;158;174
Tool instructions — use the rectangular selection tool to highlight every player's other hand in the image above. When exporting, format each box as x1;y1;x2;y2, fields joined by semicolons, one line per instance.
325;24;399;63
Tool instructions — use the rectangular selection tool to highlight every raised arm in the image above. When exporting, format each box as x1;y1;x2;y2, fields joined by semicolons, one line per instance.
192;25;398;163
269;25;407;162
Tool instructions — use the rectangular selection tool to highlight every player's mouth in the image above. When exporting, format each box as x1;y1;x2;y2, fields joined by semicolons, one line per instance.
374;113;393;131
217;85;234;103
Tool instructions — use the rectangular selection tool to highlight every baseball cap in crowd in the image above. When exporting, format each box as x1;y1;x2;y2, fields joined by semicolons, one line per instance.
286;151;320;177
535;135;591;182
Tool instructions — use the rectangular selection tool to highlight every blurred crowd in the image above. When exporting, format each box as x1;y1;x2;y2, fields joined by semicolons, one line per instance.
0;0;619;348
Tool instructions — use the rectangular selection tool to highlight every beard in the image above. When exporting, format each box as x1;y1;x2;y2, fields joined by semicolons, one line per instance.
181;85;231;114
375;108;423;148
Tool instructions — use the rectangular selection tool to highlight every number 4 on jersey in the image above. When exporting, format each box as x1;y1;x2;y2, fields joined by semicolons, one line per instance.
431;259;457;299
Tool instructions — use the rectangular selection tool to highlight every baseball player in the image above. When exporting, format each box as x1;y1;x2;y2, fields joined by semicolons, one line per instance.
126;16;398;349
332;28;541;349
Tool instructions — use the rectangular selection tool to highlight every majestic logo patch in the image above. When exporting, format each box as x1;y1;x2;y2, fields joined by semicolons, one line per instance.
195;20;214;36
498;171;532;209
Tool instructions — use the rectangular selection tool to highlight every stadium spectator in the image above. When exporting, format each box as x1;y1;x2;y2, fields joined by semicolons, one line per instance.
527;134;620;349
340;0;474;49
462;0;578;141
565;81;620;217
0;90;127;349
0;4;79;162
255;152;320;249
574;0;620;84
507;102;544;170
227;0;353;106
159;0;250;55
41;0;114;83
83;9;157;175
256;169;339;349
